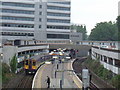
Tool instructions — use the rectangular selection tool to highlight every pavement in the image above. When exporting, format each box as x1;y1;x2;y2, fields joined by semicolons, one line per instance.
32;59;82;89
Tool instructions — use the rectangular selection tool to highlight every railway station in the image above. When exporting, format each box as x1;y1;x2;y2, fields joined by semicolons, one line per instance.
0;0;120;90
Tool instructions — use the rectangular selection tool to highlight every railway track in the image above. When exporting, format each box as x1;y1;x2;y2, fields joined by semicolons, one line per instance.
72;57;99;90
2;71;34;90
17;74;34;89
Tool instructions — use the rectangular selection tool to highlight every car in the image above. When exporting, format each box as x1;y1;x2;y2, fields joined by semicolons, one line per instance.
66;56;71;60
45;61;52;64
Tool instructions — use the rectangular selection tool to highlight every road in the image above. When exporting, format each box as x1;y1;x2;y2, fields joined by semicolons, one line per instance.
32;59;82;89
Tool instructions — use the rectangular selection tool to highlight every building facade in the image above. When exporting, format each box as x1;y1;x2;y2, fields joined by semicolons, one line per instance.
0;0;71;43
91;46;120;75
70;30;82;44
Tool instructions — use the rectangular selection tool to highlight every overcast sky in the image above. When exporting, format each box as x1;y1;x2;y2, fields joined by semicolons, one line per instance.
71;0;119;35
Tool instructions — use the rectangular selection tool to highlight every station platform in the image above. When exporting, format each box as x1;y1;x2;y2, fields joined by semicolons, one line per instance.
32;60;82;89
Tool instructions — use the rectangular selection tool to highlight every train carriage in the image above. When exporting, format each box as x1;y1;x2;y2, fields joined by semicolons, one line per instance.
24;55;52;74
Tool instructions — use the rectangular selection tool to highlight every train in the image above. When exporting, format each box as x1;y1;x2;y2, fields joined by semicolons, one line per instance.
24;55;52;74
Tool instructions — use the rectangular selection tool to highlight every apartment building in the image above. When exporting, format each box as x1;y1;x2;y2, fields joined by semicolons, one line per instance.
0;0;71;43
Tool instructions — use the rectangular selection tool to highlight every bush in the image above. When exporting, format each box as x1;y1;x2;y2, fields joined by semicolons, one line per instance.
0;62;2;83
111;75;120;89
10;54;17;73
2;63;10;82
96;65;104;77
85;58;120;89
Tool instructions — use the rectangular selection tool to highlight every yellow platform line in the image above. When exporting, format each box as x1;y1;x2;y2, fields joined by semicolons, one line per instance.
68;60;82;89
39;65;46;88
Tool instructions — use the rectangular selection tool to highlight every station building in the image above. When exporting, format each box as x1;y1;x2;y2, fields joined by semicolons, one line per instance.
0;0;71;44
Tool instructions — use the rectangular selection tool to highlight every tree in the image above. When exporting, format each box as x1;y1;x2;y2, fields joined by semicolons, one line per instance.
88;21;118;41
116;16;120;41
71;24;87;40
10;54;17;73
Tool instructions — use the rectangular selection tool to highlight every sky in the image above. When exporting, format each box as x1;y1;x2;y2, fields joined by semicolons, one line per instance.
71;0;119;35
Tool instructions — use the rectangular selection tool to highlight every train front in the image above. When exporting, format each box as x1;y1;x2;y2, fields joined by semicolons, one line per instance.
24;59;37;74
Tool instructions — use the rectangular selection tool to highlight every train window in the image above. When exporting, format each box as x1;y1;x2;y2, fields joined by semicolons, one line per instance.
25;60;29;65
33;61;36;66
30;60;32;65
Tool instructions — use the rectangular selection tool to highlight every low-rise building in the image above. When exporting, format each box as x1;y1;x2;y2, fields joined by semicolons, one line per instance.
70;30;82;44
91;45;120;74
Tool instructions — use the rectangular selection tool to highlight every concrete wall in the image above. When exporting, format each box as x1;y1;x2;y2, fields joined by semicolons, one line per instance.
2;44;49;65
92;48;120;60
2;46;18;65
18;45;49;52
70;32;82;44
79;41;119;50
100;61;120;74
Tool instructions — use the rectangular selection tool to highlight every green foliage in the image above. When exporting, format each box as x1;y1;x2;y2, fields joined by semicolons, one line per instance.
0;61;2;83
88;21;118;41
85;59;120;89
116;16;120;41
10;54;17;73
2;63;10;82
111;75;120;89
71;24;87;40
2;62;16;83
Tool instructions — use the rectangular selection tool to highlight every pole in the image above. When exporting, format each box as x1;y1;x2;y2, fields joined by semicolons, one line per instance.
62;59;64;86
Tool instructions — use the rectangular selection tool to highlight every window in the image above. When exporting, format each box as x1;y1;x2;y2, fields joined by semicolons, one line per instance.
2;32;34;36
2;2;34;8
47;19;70;23
47;6;70;11
47;12;70;17
100;55;103;61
25;60;29;65
47;34;69;39
110;43;112;45
104;56;107;63
39;18;41;22
39;5;42;8
47;25;70;29
49;2;70;5
2;23;34;28
32;61;36;66
39;25;41;28
39;12;42;15
2;9;34;14
113;43;116;46
2;16;34;21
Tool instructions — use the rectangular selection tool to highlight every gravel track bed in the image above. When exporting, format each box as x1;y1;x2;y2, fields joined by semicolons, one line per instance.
2;71;34;89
